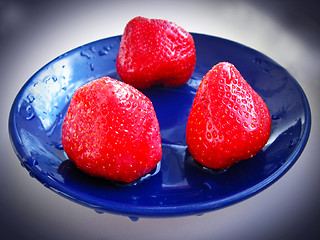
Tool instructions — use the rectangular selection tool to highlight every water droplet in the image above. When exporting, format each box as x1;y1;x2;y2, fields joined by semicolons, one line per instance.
253;58;263;64
44;76;58;83
271;114;280;120
131;195;140;201
94;210;104;214
202;181;212;190
289;137;299;148
25;105;35;120
20;161;27;168
80;51;93;59
99;45;113;56
99;50;108;56
89;63;94;71
27;94;35;103
129;216;139;222
32;159;38;166
271;107;286;120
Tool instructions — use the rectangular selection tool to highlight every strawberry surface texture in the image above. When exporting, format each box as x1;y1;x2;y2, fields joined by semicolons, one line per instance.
116;16;196;89
186;62;271;169
61;77;162;183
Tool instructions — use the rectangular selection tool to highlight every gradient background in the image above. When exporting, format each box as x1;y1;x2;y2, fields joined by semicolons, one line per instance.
1;0;320;239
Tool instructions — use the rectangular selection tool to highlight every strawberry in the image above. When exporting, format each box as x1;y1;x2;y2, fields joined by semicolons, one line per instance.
116;16;196;89
186;62;271;169
61;77;162;183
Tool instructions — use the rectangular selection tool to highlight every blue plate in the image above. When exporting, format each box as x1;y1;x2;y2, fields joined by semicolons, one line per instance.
9;33;311;218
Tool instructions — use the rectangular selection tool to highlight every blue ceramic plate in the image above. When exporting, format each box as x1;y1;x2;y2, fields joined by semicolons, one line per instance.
9;33;311;218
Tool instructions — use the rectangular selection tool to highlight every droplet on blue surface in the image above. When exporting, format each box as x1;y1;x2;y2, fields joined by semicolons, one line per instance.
27;94;35;103
99;50;108;56
271;107;286;120
202;181;212;190
271;114;280;120
44;76;58;83
52;142;64;150
80;51;93;59
32;159;38;166
289;137;299;148
253;58;263;64
98;45;113;56
25;105;34;120
94;210;104;214
90;63;94;71
20;161;27;168
129;216;139;222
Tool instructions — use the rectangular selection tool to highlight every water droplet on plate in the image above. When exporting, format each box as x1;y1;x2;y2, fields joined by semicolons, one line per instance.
253;58;263;64
202;181;212;190
44;76;58;83
98;45;113;56
99;50;108;56
27;94;35;103
271;114;280;120
89;63;94;71
94;210;104;214
80;51;93;59
289;137;299;148
25;105;35;120
32;159;38;166
128;216;139;222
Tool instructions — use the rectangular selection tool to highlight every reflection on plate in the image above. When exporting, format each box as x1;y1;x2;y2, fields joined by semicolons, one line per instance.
9;33;311;218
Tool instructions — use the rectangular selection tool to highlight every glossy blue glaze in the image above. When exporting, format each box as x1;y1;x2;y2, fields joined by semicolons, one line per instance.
8;33;311;218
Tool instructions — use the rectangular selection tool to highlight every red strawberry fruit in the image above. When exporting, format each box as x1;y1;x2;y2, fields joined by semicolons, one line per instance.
116;16;196;89
61;77;162;183
186;62;271;169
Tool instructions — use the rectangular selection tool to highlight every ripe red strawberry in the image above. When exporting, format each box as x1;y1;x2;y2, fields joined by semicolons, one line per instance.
61;77;162;183
116;16;196;89
186;62;271;169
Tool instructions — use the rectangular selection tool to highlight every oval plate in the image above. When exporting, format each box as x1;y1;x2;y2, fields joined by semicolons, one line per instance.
9;33;311;218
